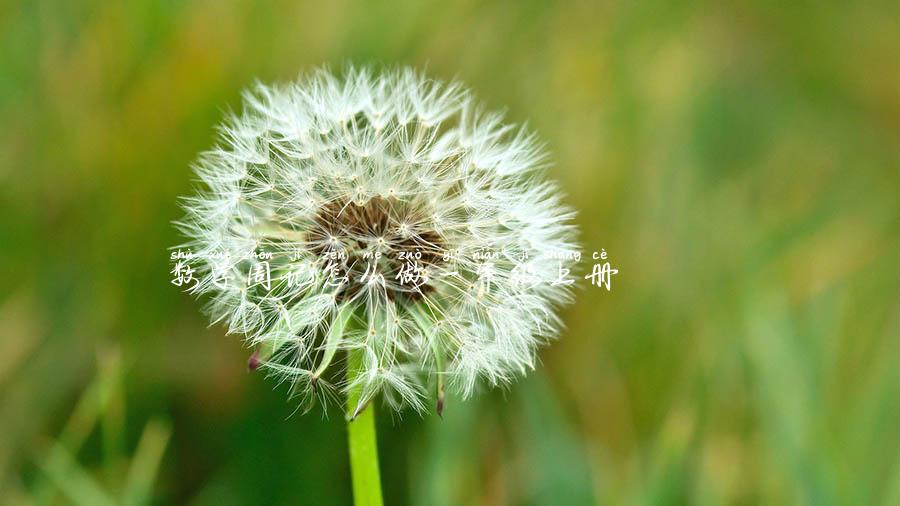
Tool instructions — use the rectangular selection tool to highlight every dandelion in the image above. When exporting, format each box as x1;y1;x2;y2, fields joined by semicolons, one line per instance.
173;66;578;504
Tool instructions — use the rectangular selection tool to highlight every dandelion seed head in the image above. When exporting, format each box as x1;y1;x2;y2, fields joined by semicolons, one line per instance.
174;66;579;414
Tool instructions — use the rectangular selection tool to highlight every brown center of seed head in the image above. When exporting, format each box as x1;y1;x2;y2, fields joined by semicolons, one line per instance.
310;196;444;301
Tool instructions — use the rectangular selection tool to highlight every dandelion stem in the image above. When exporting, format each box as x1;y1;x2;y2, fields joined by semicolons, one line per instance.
346;349;384;506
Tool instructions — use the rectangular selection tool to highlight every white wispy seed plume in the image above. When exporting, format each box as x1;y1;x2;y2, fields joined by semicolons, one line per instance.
174;66;579;416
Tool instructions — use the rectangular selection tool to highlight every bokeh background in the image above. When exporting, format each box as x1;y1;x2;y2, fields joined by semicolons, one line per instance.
2;0;900;504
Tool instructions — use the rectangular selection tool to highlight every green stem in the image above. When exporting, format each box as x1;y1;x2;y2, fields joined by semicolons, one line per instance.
346;349;384;506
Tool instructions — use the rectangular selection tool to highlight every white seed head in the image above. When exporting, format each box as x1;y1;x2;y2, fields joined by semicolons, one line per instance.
174;66;579;415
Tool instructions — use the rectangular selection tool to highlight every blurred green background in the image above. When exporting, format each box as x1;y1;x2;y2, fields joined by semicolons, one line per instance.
2;0;899;504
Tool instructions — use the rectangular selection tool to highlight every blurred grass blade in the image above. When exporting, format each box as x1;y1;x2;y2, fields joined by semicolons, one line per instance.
122;418;172;506
60;348;122;449
102;352;126;481
32;347;122;503
37;442;116;506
